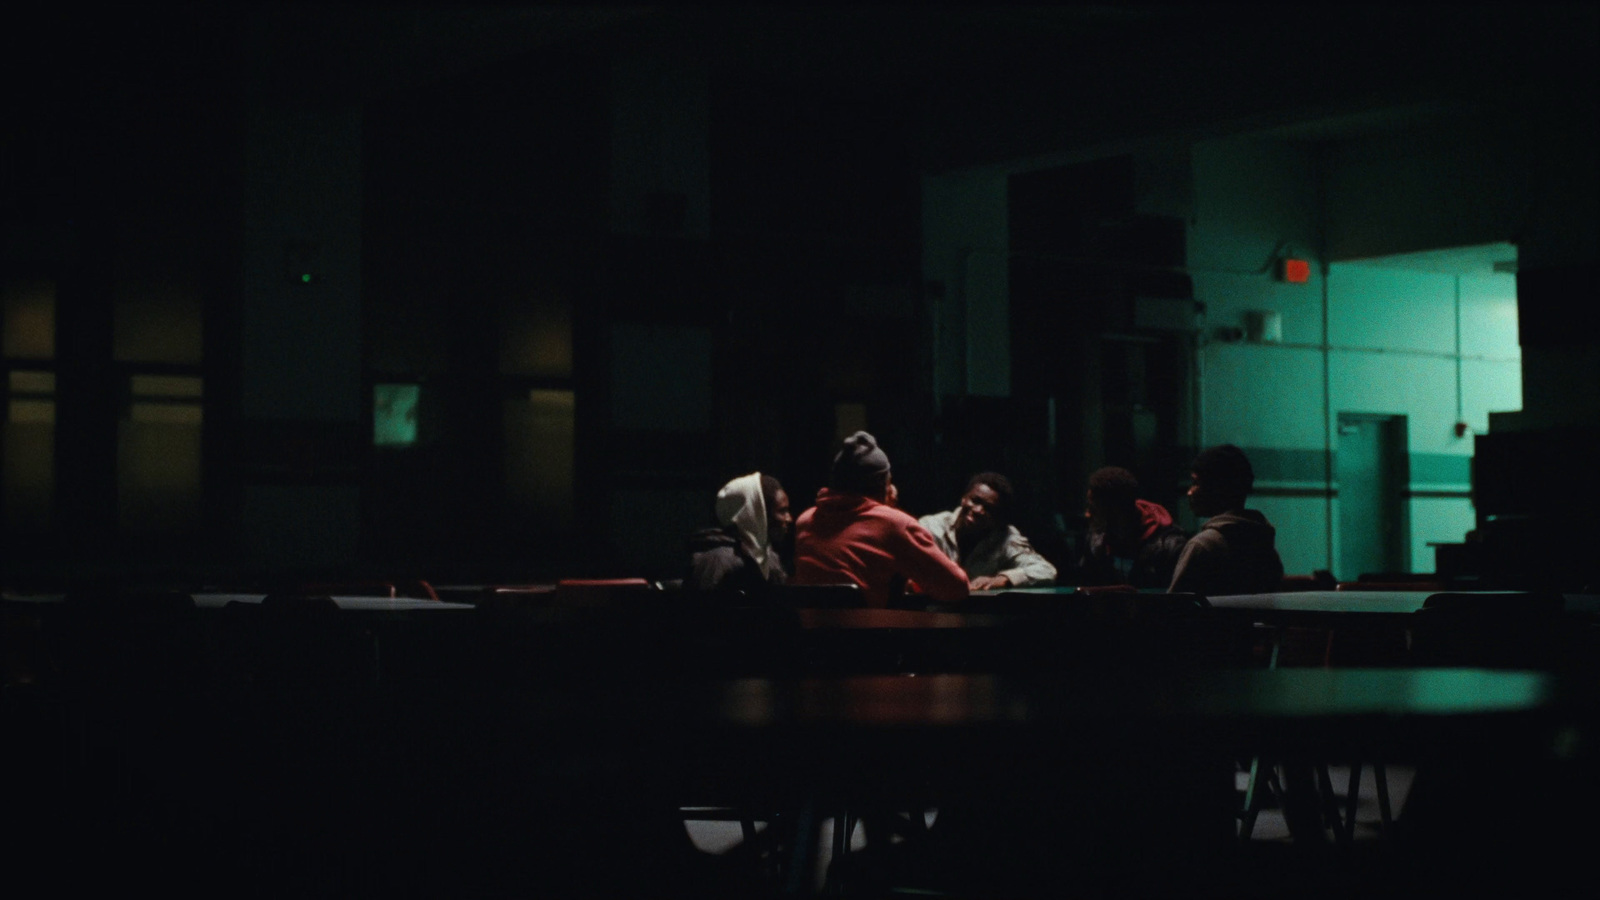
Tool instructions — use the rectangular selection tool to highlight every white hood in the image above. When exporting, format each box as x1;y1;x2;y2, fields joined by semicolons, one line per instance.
716;472;778;577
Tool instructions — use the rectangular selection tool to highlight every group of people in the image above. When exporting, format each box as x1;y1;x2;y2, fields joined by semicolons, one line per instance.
685;431;1283;606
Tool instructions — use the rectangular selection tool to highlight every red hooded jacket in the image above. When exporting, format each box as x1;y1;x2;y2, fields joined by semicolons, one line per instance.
792;488;970;607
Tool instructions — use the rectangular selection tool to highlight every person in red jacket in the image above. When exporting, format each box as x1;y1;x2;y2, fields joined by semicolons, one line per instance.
792;431;970;607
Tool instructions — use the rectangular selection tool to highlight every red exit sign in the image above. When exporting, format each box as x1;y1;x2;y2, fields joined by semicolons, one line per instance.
1279;258;1311;283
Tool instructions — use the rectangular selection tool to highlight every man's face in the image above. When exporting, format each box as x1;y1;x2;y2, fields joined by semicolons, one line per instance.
955;483;1001;538
768;488;793;543
1085;489;1107;531
1187;471;1222;519
1088;490;1139;547
1086;489;1136;544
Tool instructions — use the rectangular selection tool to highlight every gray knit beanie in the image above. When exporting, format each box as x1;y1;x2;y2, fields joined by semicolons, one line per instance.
830;431;891;495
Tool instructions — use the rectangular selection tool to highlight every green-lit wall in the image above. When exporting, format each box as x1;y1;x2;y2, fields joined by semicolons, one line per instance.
1322;116;1599;431
238;104;365;573
1188;137;1524;578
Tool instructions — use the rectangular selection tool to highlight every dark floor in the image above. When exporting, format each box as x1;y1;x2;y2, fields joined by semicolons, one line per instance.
682;762;1431;897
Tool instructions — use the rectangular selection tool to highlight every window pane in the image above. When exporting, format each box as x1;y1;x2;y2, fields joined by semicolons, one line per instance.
2;278;55;360
8;399;56;424
118;416;202;535
4;412;54;532
131;374;204;399
130;403;203;425
504;388;574;528
9;371;55;395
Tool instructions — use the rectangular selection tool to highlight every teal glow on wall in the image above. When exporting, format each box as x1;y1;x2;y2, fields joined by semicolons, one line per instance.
373;383;420;446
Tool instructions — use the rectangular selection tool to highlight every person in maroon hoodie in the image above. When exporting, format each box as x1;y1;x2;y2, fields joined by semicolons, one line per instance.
1077;466;1190;589
791;431;970;607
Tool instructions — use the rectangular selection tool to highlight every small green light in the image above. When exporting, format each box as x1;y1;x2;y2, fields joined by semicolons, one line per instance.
301;273;312;283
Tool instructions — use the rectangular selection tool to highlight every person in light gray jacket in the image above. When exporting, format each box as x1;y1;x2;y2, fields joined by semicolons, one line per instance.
919;472;1058;590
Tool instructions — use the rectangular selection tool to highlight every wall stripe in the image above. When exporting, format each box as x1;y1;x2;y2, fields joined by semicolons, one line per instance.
1237;446;1472;491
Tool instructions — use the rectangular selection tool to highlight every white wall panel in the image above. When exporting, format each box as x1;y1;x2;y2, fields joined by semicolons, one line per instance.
1250;494;1329;576
1201;342;1326;450
1328;266;1454;354
1409;497;1476;574
1458;272;1520;359
1461;358;1523;433
1329;351;1458;453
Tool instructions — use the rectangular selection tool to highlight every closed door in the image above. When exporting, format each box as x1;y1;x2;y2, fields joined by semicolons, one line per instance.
1336;414;1407;581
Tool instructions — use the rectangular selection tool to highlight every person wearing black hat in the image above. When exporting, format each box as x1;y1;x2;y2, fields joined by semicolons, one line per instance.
1168;444;1284;595
792;431;969;607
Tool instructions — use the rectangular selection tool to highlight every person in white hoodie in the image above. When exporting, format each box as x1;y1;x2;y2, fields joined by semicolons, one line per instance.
1168;444;1284;596
684;472;792;597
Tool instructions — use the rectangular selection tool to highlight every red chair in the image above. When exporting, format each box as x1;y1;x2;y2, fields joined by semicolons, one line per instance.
553;578;653;607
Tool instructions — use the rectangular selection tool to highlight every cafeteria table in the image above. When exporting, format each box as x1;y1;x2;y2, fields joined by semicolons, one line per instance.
475;666;1568;897
191;592;475;611
1209;589;1600;621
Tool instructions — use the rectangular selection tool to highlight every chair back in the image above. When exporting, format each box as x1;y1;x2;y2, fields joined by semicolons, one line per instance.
1338;581;1444;592
1077;591;1210;623
474;585;557;611
763;583;865;609
1279;572;1336;592
57;590;203;687
1412;591;1570;669
1421;592;1564;615
980;590;1252;675
553;578;654;608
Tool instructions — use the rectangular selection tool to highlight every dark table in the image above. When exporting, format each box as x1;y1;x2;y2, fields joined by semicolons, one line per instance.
478;666;1565;897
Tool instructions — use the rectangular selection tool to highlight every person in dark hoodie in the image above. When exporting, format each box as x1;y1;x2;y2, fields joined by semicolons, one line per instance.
1077;466;1189;589
684;472;793;597
1168;444;1284;595
792;431;969;608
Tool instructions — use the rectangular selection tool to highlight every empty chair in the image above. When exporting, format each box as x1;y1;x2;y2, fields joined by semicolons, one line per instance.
1395;591;1581;881
1278;571;1336;592
763;583;865;609
1077;590;1209;622
1411;591;1569;669
56;590;204;689
983;591;1250;678
474;584;558;611
553;577;654;607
